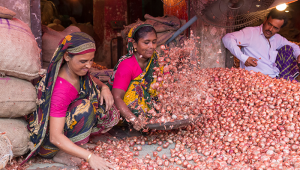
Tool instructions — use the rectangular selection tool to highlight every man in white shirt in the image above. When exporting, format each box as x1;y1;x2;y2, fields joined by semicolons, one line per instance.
222;9;300;81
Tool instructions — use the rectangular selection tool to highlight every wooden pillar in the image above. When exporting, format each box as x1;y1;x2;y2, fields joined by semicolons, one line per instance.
189;0;227;69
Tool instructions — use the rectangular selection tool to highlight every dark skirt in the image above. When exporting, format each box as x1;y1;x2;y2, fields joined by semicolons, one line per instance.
276;45;299;81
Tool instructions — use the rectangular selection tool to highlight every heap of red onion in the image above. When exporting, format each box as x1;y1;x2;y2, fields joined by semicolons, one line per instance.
79;37;300;169
9;34;300;170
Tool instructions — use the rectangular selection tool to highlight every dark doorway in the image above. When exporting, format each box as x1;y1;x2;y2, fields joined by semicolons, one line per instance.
127;0;164;24
46;0;93;27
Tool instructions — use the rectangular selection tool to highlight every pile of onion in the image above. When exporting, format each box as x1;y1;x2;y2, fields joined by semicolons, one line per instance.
146;33;207;124
80;36;300;169
9;34;300;170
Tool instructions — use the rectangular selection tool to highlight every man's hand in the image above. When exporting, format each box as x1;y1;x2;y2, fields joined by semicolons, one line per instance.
297;55;300;63
100;86;114;111
245;57;258;67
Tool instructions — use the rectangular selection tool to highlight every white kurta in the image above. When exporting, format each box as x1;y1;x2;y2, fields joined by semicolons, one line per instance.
222;24;300;78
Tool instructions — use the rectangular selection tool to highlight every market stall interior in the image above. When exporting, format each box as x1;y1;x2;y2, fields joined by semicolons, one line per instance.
1;0;300;169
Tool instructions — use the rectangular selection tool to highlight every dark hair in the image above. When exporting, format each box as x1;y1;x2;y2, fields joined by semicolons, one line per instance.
266;8;288;28
133;26;157;42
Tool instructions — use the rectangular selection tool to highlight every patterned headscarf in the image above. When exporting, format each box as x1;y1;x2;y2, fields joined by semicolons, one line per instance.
23;32;98;163
127;23;154;55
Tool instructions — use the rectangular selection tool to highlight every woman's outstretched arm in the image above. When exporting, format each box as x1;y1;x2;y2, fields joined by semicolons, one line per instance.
112;88;144;131
49;117;115;169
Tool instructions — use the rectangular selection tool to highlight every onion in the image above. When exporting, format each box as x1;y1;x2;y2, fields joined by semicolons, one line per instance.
156;159;163;166
134;151;139;156
162;154;167;160
34;38;300;170
164;160;169;166
137;146;142;151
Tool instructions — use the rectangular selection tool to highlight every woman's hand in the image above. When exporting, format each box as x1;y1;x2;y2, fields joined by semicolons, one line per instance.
100;86;114;111
89;154;116;170
130;116;145;131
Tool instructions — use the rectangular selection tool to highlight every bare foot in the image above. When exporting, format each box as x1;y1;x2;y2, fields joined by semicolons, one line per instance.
53;150;83;166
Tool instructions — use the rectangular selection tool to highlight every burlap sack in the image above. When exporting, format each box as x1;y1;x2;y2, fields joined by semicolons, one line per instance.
42;26;81;63
121;19;143;40
0;18;42;81
157;31;176;46
0;76;37;118
0;118;32;157
145;14;181;31
0;133;13;169
145;19;178;33
0;6;16;19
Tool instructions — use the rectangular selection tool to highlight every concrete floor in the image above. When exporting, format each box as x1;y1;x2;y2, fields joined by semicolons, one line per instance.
22;126;195;170
24;126;140;170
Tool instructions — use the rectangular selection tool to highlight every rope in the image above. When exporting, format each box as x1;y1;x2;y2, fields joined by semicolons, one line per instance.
0;68;46;77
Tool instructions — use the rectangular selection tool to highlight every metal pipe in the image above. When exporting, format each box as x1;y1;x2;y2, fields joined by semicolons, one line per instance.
165;15;198;45
187;0;190;37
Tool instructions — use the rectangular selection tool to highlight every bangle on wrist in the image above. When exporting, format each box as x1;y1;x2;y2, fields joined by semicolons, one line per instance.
86;153;93;163
101;86;109;90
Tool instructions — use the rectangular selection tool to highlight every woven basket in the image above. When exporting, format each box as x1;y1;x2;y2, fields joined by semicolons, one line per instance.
0;133;13;169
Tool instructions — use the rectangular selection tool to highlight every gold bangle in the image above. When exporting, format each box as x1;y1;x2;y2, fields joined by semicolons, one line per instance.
87;153;93;163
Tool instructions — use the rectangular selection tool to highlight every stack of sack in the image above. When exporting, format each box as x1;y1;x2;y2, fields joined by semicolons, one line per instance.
121;14;187;50
42;25;81;69
0;6;42;166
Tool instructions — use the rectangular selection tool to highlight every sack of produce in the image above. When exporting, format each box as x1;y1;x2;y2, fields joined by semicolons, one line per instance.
145;19;178;33
42;25;81;63
0;133;13;169
144;14;181;32
0;118;32;157
0;6;16;19
157;31;176;46
0;76;37;118
0;18;42;81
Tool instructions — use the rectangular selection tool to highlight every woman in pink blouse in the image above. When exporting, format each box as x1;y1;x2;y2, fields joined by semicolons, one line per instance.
23;32;119;169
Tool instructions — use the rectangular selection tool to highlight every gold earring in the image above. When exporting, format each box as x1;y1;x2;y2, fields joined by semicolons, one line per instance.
134;48;137;52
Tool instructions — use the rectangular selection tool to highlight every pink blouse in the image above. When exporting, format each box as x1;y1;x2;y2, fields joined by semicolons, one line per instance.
50;77;79;117
112;55;142;91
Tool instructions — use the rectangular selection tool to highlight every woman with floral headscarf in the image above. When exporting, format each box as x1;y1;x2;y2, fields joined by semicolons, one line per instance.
107;24;161;131
22;32;119;169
